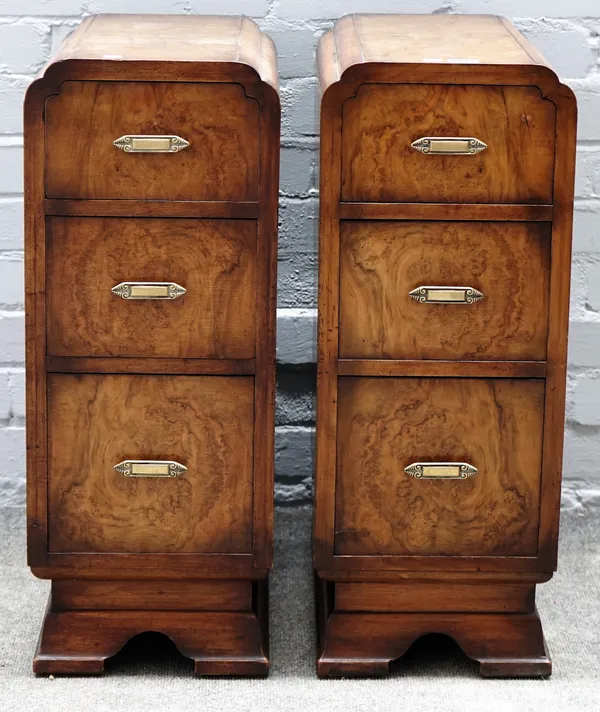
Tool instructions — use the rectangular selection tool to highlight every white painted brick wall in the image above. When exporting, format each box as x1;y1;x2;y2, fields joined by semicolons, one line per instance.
0;2;599;509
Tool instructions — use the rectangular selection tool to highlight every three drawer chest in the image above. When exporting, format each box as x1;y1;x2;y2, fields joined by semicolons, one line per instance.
314;14;577;677
25;14;280;675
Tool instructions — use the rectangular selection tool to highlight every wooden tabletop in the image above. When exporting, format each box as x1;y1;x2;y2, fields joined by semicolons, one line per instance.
46;14;278;90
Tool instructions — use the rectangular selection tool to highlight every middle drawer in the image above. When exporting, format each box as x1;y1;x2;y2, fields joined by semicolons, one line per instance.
47;217;257;359
339;220;551;361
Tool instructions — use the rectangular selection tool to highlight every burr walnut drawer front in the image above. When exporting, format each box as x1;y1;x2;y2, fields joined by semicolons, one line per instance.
46;217;256;359
44;81;259;201
339;221;550;361
47;374;254;554
341;84;556;204
335;377;545;558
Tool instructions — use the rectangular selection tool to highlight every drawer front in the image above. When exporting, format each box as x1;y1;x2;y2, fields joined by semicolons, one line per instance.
48;374;254;554
45;81;259;201
335;377;544;558
341;84;555;204
339;221;550;361
47;217;256;359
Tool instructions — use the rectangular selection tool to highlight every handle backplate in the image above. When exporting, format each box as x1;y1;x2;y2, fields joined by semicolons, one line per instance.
114;460;187;478
113;135;190;153
409;286;483;304
411;137;487;155
404;462;477;480
112;282;186;300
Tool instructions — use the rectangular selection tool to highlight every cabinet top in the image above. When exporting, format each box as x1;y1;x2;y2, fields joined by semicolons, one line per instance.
318;14;554;93
42;14;278;91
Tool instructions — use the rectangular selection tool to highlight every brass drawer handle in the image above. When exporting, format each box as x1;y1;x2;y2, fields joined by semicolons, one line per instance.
404;462;477;480
113;135;190;153
114;460;187;478
411;137;487;155
112;282;186;300
409;286;483;304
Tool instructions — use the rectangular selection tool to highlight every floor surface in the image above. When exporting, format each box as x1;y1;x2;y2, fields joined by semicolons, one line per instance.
1;506;599;711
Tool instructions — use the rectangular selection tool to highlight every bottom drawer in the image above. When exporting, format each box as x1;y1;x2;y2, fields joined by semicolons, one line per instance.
335;377;544;558
47;374;254;554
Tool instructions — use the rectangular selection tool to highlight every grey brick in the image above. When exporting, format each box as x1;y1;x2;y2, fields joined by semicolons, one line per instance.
0;313;24;364
267;28;318;79
278;252;317;308
277;308;316;365
0;199;24;251
276;371;316;426
573;203;600;253
278;198;318;255
568;321;600;368
0;144;24;195
275;425;314;480
282;78;317;137
280;146;315;197
0;22;49;74
0;258;24;307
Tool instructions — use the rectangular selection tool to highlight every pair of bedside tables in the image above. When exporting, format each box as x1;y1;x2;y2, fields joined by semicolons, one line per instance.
24;14;577;678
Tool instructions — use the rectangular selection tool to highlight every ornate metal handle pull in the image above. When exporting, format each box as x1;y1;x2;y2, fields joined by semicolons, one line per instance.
411;137;487;155
404;462;477;480
409;286;483;304
112;282;186;300
113;135;190;153
114;460;187;478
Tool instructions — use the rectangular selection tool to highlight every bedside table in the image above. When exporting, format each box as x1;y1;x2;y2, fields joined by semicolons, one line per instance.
25;14;279;676
314;14;576;678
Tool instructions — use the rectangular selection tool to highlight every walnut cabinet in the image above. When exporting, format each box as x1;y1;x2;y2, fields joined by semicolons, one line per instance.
314;14;577;678
25;14;279;676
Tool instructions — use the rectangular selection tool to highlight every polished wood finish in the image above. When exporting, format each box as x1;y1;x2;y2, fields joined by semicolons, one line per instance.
48;374;254;554
317;580;550;678
339;221;550;360
45;199;260;219
335;582;535;613
335;377;544;557
46;81;259;201
26;15;279;676
35;581;269;676
52;580;253;611
338;202;553;222
337;359;546;378
315;14;576;678
341;84;555;204
47;217;257;358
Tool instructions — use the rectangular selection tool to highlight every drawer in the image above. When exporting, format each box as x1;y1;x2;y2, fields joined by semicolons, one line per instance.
341;84;556;204
335;377;544;558
45;81;259;201
339;221;550;361
46;217;256;359
47;374;254;554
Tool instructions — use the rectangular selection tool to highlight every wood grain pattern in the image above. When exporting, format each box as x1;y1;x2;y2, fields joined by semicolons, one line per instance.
48;14;278;92
52;580;253;611
334;581;535;613
34;598;269;676
318;14;558;96
341;84;556;204
339;221;550;360
317;600;550;678
339;202;553;222
333;14;546;70
46;217;257;359
45;81;259;201
335;377;544;557
47;374;254;554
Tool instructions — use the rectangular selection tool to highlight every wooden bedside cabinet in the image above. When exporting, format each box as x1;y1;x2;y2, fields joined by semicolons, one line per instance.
314;14;576;678
25;14;279;676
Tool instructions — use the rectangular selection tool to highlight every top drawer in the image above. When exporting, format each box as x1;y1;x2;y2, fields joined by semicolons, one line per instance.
45;81;259;201
341;84;556;204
